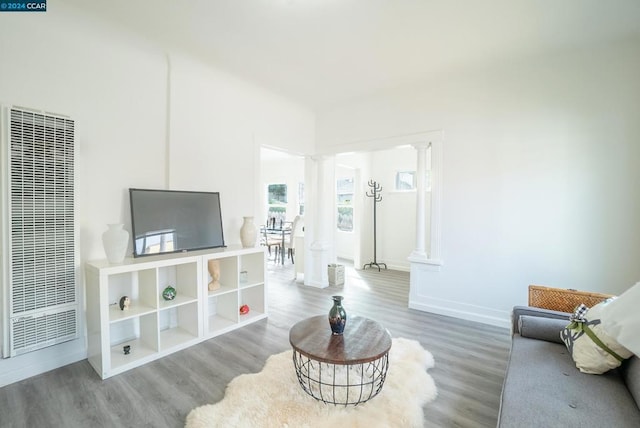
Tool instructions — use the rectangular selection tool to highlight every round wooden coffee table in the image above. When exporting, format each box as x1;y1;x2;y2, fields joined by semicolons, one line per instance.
289;315;392;405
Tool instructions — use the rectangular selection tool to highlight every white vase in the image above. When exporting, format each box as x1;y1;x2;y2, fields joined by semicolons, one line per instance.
102;223;129;264
240;216;257;248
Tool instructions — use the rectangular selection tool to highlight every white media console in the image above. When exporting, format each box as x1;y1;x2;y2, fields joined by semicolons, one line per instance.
85;245;267;379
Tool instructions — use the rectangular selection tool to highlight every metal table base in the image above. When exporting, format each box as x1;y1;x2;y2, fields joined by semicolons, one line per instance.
292;349;389;406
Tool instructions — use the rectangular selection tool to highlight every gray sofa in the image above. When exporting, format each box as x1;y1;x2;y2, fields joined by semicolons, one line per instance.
497;306;640;427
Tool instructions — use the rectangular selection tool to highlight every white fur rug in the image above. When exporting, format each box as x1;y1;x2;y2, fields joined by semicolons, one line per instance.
185;338;437;428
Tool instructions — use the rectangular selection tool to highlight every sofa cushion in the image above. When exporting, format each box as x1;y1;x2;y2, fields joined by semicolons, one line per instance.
621;356;640;410
601;282;640;356
561;301;633;374
511;305;570;334
518;315;567;344
498;336;640;427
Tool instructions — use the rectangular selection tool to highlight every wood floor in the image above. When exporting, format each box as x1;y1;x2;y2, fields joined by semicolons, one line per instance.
0;260;511;428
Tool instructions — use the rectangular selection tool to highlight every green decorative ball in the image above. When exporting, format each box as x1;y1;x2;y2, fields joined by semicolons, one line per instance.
162;285;176;301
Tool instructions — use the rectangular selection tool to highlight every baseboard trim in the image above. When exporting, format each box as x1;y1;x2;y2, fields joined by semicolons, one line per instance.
385;263;410;272
357;262;410;272
409;298;510;329
0;347;87;388
304;278;329;289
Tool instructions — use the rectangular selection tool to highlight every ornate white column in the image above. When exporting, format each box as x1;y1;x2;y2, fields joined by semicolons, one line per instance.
304;154;335;288
409;142;429;261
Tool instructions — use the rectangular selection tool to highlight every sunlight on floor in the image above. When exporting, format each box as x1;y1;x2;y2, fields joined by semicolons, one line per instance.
345;268;371;291
265;258;373;291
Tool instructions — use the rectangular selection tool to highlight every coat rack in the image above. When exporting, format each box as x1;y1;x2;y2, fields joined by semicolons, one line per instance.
363;180;387;272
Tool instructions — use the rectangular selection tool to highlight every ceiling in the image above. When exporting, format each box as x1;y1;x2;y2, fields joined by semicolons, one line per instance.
62;0;640;111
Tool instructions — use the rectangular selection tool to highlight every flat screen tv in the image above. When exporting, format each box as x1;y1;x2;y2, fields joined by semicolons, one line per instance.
129;188;225;257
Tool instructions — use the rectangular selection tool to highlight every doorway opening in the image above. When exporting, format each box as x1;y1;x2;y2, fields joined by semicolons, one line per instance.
334;144;431;271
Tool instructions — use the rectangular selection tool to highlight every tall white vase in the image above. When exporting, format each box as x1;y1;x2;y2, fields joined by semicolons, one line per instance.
102;223;129;264
240;216;257;248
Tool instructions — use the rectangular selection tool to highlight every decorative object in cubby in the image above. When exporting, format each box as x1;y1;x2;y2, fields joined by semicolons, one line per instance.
119;296;130;311
240;216;257;248
123;345;131;355
102;223;129;264
240;304;250;315
162;285;176;300
328;295;347;335
208;259;221;291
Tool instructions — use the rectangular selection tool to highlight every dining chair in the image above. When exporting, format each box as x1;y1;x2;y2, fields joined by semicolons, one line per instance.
261;225;281;262
283;215;304;264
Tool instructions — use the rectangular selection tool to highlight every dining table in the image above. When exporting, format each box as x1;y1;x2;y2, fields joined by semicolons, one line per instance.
262;225;292;264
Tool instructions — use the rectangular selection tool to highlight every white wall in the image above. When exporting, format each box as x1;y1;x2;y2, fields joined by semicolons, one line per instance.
317;36;640;325
0;4;314;386
169;56;314;238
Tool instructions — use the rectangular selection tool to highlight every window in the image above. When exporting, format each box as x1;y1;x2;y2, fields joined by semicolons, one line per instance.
268;184;287;204
336;178;354;232
267;183;287;224
395;171;416;190
298;182;305;215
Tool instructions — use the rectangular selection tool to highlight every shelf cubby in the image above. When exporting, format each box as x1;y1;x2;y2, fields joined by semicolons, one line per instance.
158;261;199;303
239;252;265;287
239;283;266;323
109;303;156;322
109;337;157;372
159;302;199;351
204;256;238;291
206;292;239;333
109;312;158;370
207;283;236;297
107;270;157;323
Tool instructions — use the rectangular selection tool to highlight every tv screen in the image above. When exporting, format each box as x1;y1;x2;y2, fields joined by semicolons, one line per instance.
129;188;225;257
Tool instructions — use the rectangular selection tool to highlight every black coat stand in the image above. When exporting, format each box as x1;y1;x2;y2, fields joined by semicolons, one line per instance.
363;180;387;271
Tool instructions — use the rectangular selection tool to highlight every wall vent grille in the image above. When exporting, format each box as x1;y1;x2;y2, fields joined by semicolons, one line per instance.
6;107;77;356
10;309;77;356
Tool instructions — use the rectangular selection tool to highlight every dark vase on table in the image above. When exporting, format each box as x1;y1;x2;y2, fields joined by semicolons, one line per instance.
328;295;347;335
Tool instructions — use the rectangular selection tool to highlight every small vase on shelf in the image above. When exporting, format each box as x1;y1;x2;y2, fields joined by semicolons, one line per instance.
328;295;347;335
102;223;129;264
240;216;257;248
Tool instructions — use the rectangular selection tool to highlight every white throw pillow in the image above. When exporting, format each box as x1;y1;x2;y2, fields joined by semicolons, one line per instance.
561;299;633;374
600;281;640;356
